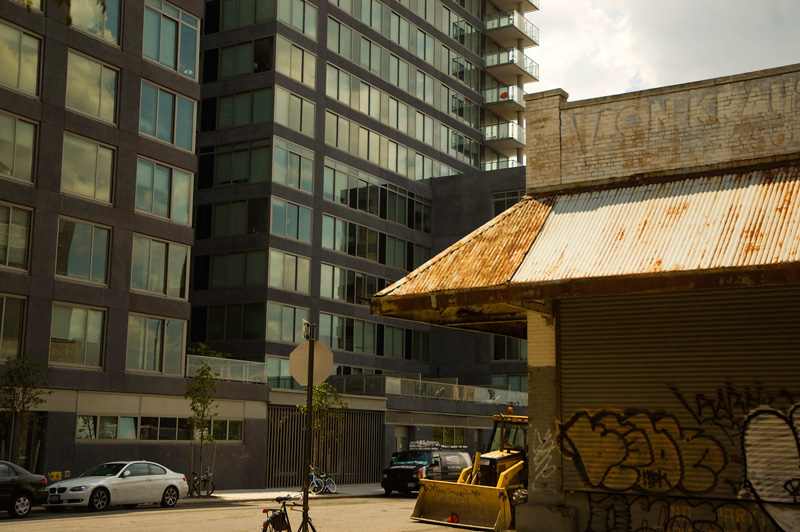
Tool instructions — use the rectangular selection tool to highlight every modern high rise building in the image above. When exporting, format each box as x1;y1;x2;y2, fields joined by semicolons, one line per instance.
0;0;535;488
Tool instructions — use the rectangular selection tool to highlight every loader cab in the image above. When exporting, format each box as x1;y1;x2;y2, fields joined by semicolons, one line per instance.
487;414;527;453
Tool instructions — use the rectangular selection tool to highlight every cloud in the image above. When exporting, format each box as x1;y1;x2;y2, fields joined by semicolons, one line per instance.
529;0;800;101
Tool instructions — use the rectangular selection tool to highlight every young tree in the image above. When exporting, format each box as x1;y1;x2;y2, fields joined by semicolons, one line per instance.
297;382;347;469
0;353;51;466
184;362;218;496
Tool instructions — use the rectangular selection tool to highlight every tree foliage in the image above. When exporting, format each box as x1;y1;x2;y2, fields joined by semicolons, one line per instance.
187;343;230;359
298;382;347;442
184;362;217;495
1;353;51;465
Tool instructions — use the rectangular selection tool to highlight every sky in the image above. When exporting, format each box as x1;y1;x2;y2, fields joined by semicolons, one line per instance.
528;0;800;102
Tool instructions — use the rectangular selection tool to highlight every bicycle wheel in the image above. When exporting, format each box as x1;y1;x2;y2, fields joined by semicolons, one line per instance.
196;478;215;497
310;478;325;495
324;478;337;494
263;511;289;532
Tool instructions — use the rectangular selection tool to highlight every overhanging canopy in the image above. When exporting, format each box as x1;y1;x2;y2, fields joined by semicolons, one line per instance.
371;164;800;336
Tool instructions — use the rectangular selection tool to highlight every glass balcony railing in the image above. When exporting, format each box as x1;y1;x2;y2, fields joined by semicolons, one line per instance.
484;49;539;82
186;356;527;406
483;122;525;145
482;159;523;171
483;85;525;108
485;11;540;46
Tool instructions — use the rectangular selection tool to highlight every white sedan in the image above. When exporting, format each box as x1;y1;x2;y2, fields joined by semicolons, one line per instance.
44;461;189;512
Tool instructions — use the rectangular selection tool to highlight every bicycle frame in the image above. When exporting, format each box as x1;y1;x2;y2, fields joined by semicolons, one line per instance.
263;497;316;532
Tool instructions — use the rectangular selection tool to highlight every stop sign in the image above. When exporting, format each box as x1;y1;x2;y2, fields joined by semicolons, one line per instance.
289;340;334;387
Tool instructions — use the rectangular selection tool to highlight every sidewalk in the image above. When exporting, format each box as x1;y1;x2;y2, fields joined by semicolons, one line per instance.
184;483;385;504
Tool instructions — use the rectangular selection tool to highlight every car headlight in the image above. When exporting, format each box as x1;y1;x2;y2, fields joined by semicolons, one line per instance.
70;486;90;492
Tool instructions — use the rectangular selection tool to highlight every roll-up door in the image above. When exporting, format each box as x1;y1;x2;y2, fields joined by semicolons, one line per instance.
558;284;800;500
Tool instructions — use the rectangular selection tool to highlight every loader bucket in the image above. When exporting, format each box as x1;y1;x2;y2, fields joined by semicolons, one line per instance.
410;479;512;531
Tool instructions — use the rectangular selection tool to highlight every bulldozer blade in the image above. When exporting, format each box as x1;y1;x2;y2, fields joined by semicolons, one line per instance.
410;479;512;531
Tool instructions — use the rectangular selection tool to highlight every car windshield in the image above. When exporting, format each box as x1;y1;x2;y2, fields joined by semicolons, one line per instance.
80;463;127;477
392;451;431;465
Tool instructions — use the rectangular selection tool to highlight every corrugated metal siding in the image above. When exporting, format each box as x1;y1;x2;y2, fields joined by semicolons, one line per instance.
265;406;384;488
376;196;553;297
515;167;800;283
558;284;800;501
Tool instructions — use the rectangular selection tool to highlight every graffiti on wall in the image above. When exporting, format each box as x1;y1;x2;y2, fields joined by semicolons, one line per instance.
742;404;800;532
672;383;798;444
531;427;557;482
561;410;727;494
581;492;777;532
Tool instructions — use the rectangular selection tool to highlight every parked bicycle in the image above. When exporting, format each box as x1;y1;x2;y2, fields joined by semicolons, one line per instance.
262;496;317;532
309;466;336;495
191;466;215;497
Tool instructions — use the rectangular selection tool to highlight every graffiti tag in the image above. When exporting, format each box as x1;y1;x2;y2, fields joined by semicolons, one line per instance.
531;428;557;481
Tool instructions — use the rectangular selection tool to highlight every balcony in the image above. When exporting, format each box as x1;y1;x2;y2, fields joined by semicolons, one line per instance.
483;122;525;156
484;48;539;85
483;85;525;119
485;11;539;49
187;355;527;406
490;0;539;15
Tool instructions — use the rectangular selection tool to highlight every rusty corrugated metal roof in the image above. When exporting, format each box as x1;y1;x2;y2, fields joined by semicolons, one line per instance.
372;165;800;323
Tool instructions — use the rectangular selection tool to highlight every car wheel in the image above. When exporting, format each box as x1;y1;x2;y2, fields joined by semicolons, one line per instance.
45;507;66;513
88;488;110;511
9;493;32;518
122;504;138;510
160;486;179;508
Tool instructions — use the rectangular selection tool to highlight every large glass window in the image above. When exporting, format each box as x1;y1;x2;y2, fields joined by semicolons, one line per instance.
0;112;36;183
61;135;113;202
319;313;375;354
277;0;317;39
274;87;314;136
71;0;120;44
202;140;270;187
217;88;272;129
56;218;109;284
211;199;268;237
135;158;192;224
220;0;275;31
219;38;272;78
266;302;307;344
274;37;315;87
493;335;527;361
142;0;199;79
0;295;24;362
139;81;196;151
0;203;31;270
270;197;311;243
131;235;188;299
269;249;309;293
273;138;312;193
126;314;184;375
49;304;105;367
0;21;40;96
66;51;117;123
207;303;264;341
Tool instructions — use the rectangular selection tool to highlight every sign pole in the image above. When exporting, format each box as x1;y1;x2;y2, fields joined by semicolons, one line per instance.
301;322;315;532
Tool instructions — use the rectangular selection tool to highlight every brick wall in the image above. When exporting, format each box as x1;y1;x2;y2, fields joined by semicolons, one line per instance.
525;64;800;192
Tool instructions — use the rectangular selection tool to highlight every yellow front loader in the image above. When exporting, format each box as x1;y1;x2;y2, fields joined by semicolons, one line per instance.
410;411;528;531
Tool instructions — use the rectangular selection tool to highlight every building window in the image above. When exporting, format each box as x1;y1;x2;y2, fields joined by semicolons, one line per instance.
66;51;117;123
0;295;24;362
273;138;313;193
0;21;40;96
278;0;317;40
266;302;307;344
200;140;270;187
410;330;430;361
56;218;109;284
492;190;524;216
70;0;120;44
207;303;264;341
142;0;199;79
135;158;192;224
139;81;196;151
219;38;272;78
320;263;384;305
49;304;105;367
76;415;242;441
492;374;527;392
220;0;275;31
275;37;316;87
0;112;36;183
130;235;188;299
319;313;375;354
0;203;31;270
210;199;269;237
61;134;114;202
125;314;185;375
432;426;465;446
383;325;404;358
269;249;310;293
493;335;527;361
217;88;272;129
326;18;352;60
271;197;311;243
274;87;314;136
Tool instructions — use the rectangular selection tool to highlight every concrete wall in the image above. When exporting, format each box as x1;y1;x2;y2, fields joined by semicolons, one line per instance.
526;64;800;192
